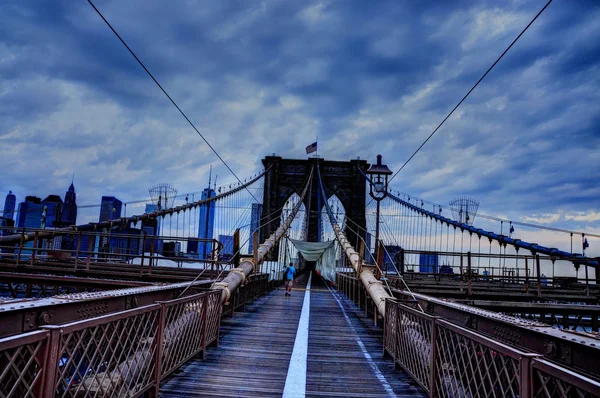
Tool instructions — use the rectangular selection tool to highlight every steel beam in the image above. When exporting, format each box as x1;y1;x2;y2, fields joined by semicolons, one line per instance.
0;280;213;338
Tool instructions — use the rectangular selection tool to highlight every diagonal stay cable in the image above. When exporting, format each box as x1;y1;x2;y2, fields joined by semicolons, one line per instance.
87;0;259;204
388;0;553;184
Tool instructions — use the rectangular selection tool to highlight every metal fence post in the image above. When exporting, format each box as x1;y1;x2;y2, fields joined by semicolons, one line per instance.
16;228;25;266
30;231;39;265
400;248;405;276
429;320;439;397
141;233;147;269
536;254;542;297
519;354;536;398
74;232;82;271
86;235;93;270
525;257;529;294
151;304;167;397
459;254;464;292
467;251;472;296
200;294;209;356
42;326;62;398
32;332;52;398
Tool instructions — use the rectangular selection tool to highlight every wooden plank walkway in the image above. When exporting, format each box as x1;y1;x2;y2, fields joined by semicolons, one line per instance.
159;272;424;398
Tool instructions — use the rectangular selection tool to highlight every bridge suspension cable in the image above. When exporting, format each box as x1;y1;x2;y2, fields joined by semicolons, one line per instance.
388;0;553;182
388;187;600;239
386;191;598;268
209;166;314;304
317;165;392;317
86;0;259;204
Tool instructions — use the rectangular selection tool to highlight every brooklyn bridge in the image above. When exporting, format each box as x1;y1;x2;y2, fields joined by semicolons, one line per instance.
2;0;600;396
0;155;598;397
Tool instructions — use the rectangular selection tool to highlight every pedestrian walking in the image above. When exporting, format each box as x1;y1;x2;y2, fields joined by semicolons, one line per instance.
284;262;296;296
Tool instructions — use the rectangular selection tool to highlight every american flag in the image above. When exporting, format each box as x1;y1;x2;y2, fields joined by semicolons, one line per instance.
305;141;317;154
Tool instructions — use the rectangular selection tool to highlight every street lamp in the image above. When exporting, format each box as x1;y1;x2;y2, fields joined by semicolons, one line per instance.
366;154;392;259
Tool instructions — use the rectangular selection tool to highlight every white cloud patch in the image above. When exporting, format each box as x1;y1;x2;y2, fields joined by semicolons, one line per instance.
298;3;328;26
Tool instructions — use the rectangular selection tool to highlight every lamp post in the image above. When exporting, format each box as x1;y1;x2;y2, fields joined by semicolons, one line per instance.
366;154;392;260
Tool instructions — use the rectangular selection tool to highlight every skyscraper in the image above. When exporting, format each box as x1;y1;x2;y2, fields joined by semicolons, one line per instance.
143;203;161;236
249;203;262;254
16;196;43;259
143;203;162;253
0;217;15;236
16;196;43;229
63;182;77;225
99;196;123;222
42;195;63;228
3;191;16;220
218;234;234;261
197;187;216;259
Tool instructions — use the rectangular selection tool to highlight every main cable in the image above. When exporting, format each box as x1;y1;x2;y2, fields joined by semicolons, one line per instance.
87;0;259;204
388;0;553;183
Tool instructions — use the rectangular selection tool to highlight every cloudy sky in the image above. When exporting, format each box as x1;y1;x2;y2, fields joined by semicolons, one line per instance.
0;0;599;248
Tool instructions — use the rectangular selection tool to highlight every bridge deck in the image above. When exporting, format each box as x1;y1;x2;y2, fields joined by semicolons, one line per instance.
159;272;424;397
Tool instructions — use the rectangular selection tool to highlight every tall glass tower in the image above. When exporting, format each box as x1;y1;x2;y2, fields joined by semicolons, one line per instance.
197;187;216;259
3;191;16;220
63;182;77;225
16;196;43;228
249;203;262;254
99;196;123;222
41;195;64;228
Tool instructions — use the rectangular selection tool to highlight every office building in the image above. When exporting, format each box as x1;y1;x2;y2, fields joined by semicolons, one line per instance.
143;203;162;253
42;195;63;228
16;196;43;229
0;216;15;236
218;234;234;261
62;182;77;225
3;191;16;220
419;253;439;273
197;187;216;259
15;196;43;259
99;196;122;222
248;203;262;254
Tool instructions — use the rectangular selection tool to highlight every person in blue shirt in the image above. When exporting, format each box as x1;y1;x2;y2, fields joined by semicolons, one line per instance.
284;262;296;296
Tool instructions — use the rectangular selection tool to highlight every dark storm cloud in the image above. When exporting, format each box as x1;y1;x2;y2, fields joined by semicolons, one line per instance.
0;0;598;233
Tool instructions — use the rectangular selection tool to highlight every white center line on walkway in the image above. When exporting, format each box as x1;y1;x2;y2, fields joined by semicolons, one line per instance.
282;272;312;398
325;282;397;398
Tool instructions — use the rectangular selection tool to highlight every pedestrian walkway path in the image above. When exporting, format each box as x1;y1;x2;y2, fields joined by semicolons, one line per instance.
159;272;424;397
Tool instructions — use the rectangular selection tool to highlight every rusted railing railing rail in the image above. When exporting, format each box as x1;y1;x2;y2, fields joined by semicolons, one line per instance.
0;225;225;272
0;289;223;398
384;298;600;398
0;330;49;397
531;358;600;398
336;272;383;325
221;273;269;317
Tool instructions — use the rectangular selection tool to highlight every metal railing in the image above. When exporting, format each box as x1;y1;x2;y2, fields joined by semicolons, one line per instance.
0;330;49;397
384;298;600;398
531;359;600;398
0;289;222;398
0;226;225;272
221;273;269;317
336;272;381;324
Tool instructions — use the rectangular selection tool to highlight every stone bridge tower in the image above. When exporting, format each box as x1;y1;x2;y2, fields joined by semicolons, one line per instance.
260;156;369;262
